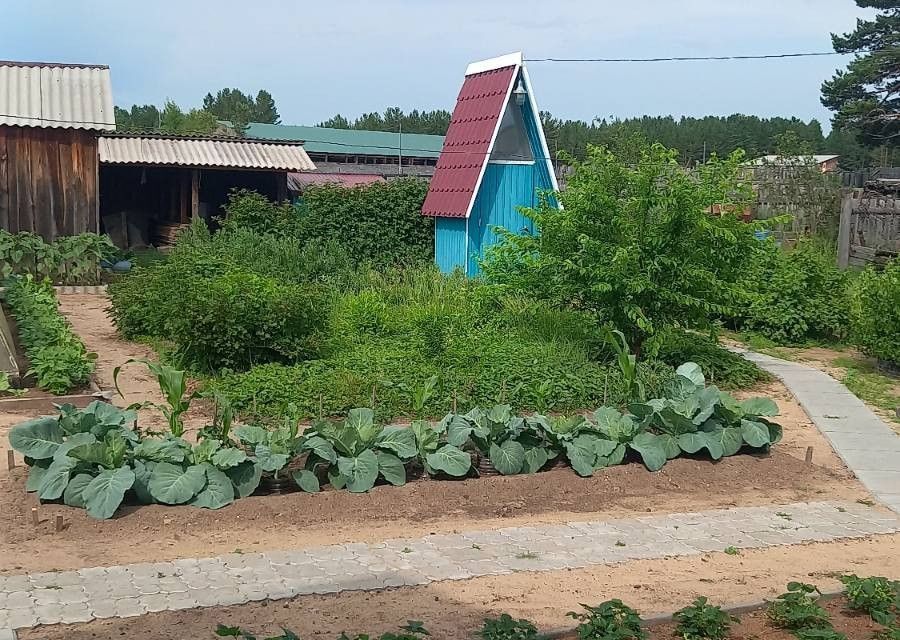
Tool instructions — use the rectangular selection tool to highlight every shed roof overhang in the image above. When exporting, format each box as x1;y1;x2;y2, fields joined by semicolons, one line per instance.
98;134;316;172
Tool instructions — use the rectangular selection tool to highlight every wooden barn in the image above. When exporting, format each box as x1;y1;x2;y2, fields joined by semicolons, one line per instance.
421;52;559;275
0;61;114;240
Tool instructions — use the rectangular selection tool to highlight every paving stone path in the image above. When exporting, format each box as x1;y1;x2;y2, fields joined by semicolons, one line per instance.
2;500;899;630
735;348;900;513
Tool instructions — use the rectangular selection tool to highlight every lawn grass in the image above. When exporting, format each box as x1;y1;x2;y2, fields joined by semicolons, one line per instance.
832;355;900;425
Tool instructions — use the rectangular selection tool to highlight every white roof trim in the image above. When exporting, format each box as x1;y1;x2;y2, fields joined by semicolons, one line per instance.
521;64;560;194
462;61;521;219
465;52;523;76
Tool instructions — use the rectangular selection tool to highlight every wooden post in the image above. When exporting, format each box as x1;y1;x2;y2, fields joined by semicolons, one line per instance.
6;450;14;470
31;507;39;526
190;169;200;220
55;513;64;532
180;171;189;223
805;446;814;464
837;192;854;269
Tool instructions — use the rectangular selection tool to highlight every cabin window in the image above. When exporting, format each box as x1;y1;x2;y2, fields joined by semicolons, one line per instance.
490;98;533;163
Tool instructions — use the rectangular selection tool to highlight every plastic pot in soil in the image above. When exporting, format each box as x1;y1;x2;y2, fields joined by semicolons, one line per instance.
258;474;299;495
476;454;501;477
404;462;429;482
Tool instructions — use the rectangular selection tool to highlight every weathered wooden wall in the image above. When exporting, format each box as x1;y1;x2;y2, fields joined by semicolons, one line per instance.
837;189;900;268
0;125;99;240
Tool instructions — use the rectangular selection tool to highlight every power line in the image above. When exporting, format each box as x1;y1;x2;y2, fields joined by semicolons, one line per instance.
525;51;857;63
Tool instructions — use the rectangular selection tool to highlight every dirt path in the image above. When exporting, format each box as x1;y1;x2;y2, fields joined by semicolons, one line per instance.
23;534;900;640
56;293;211;431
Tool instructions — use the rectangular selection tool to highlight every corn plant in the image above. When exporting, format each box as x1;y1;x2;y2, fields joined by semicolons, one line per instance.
113;359;194;437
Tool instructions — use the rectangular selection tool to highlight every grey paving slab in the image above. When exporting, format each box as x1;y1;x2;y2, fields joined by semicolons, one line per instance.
2;500;898;630
735;349;900;512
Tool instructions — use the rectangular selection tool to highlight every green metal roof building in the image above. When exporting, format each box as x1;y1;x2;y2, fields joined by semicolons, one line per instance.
244;123;444;163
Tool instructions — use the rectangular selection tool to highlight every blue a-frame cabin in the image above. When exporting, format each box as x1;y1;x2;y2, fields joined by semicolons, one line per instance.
421;52;559;276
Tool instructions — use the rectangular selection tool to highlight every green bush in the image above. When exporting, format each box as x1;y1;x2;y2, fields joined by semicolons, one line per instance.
850;259;900;366
656;331;772;389
741;241;849;344
297;178;433;265
217;189;300;236
4;276;94;393
167;271;328;371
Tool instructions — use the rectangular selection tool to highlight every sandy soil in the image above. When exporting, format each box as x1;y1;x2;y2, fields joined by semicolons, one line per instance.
23;534;900;640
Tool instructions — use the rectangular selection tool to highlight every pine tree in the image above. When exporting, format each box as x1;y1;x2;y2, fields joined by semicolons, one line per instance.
821;1;900;147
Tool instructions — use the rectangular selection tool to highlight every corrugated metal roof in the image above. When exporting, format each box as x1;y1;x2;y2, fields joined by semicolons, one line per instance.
0;61;114;130
288;173;385;190
246;123;445;158
98;135;316;171
421;65;516;218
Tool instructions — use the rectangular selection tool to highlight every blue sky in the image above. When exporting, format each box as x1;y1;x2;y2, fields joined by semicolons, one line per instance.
3;0;870;129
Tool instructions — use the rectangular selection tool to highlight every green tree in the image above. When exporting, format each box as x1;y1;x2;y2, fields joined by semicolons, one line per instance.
821;1;900;147
158;100;218;134
202;88;281;132
483;143;763;357
114;104;161;131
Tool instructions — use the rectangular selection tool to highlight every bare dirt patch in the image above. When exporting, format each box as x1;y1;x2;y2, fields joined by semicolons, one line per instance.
23;534;900;640
0;447;869;575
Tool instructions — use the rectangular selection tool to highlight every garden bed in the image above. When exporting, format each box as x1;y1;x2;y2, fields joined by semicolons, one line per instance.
19;545;900;640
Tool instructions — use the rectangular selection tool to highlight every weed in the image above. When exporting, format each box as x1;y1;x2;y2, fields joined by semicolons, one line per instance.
857;498;876;507
616;541;627;547
401;547;413;554
791;629;847;640
832;356;900;425
472;544;482;550
673;596;737;640
836;507;847;513
515;551;540;560
776;512;793;521
724;546;740;556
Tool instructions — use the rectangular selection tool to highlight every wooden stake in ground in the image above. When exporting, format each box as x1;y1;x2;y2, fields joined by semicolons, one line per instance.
55;514;64;532
371;384;376;409
6;450;14;470
452;391;457;414
805;446;814;464
31;507;39;526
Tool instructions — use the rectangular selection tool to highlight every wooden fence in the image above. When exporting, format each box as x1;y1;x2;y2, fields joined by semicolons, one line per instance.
837;189;900;268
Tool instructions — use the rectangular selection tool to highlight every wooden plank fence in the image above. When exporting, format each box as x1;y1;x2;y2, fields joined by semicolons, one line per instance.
837;189;900;268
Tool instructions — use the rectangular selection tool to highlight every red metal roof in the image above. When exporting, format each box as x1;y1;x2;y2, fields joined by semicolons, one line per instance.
421;65;517;218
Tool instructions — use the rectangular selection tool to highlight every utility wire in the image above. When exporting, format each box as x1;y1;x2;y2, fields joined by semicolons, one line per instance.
525;51;860;63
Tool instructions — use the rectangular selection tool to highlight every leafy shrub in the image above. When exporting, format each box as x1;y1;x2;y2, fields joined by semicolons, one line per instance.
850;259;900;366
656;331;772;390
4;276;95;393
673;597;737;640
767;582;830;630
166;271;328;371
483;143;765;357
568;600;646;640
480;614;539;640
741;241;849;344
0;230;115;285
297;178;433;266
218;189;301;236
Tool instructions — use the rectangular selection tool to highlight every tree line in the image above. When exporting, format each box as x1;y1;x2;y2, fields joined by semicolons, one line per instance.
114;88;279;135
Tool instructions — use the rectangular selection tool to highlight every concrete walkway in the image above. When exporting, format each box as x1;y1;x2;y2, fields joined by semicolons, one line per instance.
735;348;900;513
2;500;898;630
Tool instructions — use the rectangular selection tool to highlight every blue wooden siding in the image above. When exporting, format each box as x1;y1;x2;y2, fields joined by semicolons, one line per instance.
432;72;555;276
434;216;467;274
467;162;538;276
